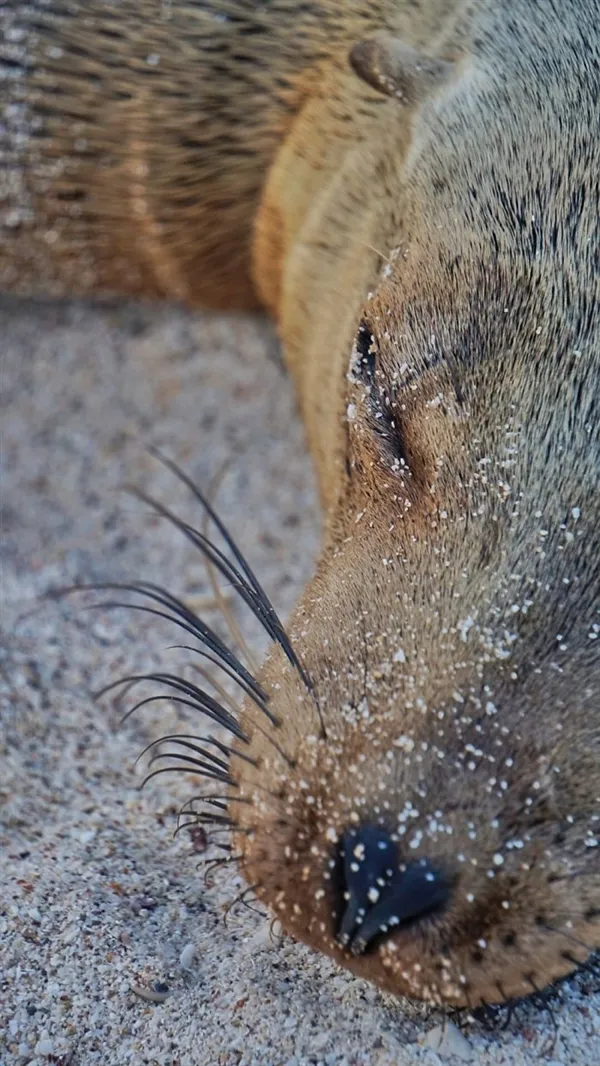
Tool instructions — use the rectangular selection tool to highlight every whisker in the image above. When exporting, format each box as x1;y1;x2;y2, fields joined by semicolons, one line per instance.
143;737;231;776
194;735;256;768
201;458;261;676
179;812;239;828
127;485;298;667
164;642;279;725
178;792;250;814
499;1000;518;1030
200;855;241;886
185;800;230;819
93;599;278;728
179;796;253;818
140;765;237;790
177;779;283;824
174;820;201;839
223;882;263;924
116;691;203;722
97;675;247;741
148;447;282;611
176;811;241;831
137;734;232;768
525;975;559;1047
166;650;298;763
182;658;239;715
60;579;267;703
145;447;316;692
146;750;236;784
200;801;229;813
105;676;143;713
103;676;296;770
537;920;592;956
177;817;232;834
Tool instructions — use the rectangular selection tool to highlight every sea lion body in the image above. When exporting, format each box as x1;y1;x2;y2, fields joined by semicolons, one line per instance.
2;0;599;1010
1;0;453;309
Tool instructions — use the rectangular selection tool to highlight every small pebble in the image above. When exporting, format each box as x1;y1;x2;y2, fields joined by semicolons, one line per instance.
420;1021;473;1062
131;982;170;1004
179;942;196;970
35;1037;54;1056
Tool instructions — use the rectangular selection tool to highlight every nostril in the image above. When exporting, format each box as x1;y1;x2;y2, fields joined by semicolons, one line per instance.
336;825;450;956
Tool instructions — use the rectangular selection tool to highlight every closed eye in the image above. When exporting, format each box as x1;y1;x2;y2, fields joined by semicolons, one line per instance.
349;320;377;385
349;322;412;474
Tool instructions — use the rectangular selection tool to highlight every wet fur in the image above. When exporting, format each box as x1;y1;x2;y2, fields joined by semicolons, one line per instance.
2;0;599;1009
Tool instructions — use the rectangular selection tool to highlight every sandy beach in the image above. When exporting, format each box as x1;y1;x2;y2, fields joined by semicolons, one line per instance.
1;295;598;1066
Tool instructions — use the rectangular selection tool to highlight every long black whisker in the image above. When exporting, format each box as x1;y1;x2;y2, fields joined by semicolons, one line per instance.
127;486;295;659
102;676;143;713
178;793;252;816
175;809;239;828
179;821;239;839
121;676;293;767
175;820;205;839
190;799;229;813
61;580;267;703
223;882;264;924
120;694;238;732
89;594;263;705
105;679;295;770
145;448;316;692
200;855;241;885
200;801;231;818
146;750;236;783
102;671;233;724
97;675;248;741
175;652;239;715
139;732;258;770
140;765;237;790
136;734;233;770
148;447;291;622
202;851;242;864
538;921;592;955
525;976;558;1048
159;654;296;764
201;458;262;676
166;643;277;721
146;739;230;777
128;486;263;611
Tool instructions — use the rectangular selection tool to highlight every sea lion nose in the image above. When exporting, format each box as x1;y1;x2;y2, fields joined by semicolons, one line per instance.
336;826;450;956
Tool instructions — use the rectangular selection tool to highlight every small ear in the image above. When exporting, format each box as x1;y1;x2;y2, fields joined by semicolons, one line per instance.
349;36;453;105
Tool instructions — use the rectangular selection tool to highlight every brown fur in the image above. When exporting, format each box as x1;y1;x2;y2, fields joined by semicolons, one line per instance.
2;0;599;1009
1;0;455;308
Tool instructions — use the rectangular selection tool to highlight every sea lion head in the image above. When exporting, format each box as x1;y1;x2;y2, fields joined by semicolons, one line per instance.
235;26;600;1007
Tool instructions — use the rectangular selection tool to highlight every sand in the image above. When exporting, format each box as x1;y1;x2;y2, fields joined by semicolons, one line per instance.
1;295;598;1066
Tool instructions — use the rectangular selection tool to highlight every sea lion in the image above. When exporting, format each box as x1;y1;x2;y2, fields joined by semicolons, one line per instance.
2;0;599;1010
